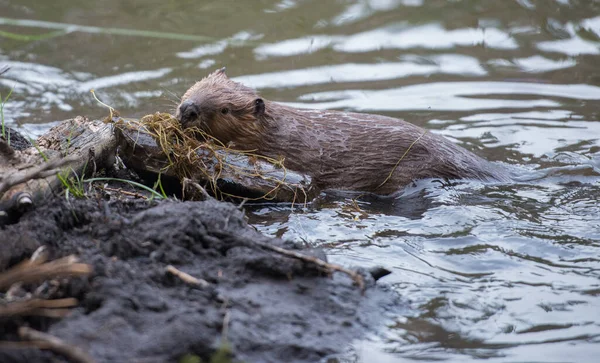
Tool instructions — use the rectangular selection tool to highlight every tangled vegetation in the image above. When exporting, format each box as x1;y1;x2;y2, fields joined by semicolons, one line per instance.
119;112;312;203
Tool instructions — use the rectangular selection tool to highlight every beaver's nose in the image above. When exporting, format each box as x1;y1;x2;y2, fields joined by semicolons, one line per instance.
177;100;199;126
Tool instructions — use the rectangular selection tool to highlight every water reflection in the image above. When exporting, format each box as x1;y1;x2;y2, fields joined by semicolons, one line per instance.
286;81;599;111
235;55;487;88
248;178;600;362
1;0;600;361
538;16;600;55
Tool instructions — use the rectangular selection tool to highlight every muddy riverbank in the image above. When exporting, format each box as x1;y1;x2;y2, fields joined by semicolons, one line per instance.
0;189;399;362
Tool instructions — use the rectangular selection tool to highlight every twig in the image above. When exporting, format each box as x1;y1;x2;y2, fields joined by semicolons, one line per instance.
19;327;97;363
0;65;8;76
221;310;231;344
253;241;365;292
237;198;248;210
97;185;148;199
182;178;211;200
166;265;210;288
0;255;92;291
30;246;49;265
0;298;78;318
11;246;49;271
221;232;366;292
0;154;79;196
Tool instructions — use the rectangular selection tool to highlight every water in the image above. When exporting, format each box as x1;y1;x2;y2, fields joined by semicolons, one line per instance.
1;0;600;361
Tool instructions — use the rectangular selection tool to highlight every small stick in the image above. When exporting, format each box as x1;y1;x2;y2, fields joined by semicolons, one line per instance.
0;255;92;291
0;298;79;317
10;246;49;271
0;154;80;196
30;246;49;265
166;265;210;288
237;198;248;210
19;327;97;363
252;240;365;292
221;310;231;344
216;232;365;291
182;178;211;200
97;186;148;199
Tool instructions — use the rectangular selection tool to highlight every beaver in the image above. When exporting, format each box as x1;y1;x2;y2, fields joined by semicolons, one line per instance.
176;68;510;195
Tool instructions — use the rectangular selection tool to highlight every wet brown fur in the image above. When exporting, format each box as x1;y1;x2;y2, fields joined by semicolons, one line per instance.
176;69;509;194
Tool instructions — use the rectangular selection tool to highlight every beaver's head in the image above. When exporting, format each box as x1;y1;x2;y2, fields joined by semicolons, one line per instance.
176;68;269;147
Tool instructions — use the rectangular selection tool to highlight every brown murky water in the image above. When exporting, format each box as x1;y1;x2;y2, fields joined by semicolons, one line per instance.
1;1;600;361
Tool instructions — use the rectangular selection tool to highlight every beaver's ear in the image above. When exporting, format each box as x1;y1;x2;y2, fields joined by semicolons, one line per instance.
209;67;227;78
254;98;265;116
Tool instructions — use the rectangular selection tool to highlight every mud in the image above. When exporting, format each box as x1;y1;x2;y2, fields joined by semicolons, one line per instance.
0;192;399;363
1;128;32;151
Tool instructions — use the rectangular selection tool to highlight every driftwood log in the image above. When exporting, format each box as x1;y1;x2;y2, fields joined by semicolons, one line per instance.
0;116;316;212
114;118;316;203
0;116;115;204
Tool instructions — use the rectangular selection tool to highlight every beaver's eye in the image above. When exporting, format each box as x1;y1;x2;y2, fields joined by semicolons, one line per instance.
221;107;229;115
254;98;265;115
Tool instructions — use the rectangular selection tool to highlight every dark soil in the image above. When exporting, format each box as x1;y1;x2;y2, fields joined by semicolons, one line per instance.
1;127;32;151
0;193;399;363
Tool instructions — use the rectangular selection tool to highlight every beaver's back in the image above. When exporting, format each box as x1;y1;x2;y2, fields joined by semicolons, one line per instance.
259;105;509;193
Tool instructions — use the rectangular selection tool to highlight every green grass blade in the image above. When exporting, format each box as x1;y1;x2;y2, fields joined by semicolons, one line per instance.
31;140;49;162
0;91;4;139
1;86;14;141
0;29;66;41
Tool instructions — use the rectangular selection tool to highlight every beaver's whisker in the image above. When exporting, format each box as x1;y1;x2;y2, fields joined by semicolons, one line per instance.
160;95;180;105
204;123;214;135
159;96;178;105
155;102;179;114
160;87;181;103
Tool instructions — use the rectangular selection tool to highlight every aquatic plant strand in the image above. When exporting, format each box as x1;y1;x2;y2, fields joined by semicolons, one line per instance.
137;113;309;203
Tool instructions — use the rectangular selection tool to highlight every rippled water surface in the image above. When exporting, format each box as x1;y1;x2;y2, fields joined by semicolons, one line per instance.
1;1;600;362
